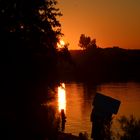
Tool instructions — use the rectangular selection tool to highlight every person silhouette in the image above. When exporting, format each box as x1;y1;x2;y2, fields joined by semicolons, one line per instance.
60;109;66;131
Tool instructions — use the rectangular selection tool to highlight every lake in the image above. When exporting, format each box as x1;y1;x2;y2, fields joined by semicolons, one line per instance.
52;82;140;138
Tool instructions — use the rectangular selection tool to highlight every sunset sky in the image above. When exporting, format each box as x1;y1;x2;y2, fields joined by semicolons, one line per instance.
58;0;140;50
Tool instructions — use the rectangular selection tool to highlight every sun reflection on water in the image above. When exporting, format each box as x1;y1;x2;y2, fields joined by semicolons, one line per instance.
58;83;66;113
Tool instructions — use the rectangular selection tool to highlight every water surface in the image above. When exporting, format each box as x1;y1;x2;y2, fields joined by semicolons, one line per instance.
54;82;140;137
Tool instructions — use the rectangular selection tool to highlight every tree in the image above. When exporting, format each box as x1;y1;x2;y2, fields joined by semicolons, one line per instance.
78;34;91;49
78;34;97;50
89;39;97;49
0;0;63;80
0;1;63;140
0;0;62;49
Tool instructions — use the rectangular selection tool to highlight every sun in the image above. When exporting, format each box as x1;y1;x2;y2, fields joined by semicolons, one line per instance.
57;39;65;48
60;40;65;46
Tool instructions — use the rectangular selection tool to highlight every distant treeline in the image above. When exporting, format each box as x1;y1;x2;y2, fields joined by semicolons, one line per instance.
67;47;140;82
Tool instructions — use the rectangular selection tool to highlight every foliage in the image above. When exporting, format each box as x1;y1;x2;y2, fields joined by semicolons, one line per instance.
103;117;114;140
0;0;65;81
70;46;140;82
96;115;140;140
117;115;140;140
0;0;62;49
57;43;75;80
79;132;88;140
58;43;71;61
102;115;140;140
78;34;97;50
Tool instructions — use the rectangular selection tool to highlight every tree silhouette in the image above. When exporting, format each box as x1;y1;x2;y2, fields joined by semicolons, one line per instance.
88;39;97;49
78;34;97;50
0;0;62;49
78;34;91;49
117;115;140;140
0;0;64;81
0;1;71;140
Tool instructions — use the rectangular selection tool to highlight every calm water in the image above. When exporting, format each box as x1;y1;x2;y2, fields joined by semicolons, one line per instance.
53;82;140;137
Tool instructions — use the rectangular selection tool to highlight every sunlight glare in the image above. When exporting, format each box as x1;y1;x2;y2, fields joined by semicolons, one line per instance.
58;83;66;113
60;40;65;46
57;39;65;48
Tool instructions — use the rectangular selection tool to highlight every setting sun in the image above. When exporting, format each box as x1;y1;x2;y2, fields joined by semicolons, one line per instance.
57;39;65;48
60;40;65;46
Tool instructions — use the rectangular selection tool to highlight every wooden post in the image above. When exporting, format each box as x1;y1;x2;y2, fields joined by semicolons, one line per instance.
91;92;121;140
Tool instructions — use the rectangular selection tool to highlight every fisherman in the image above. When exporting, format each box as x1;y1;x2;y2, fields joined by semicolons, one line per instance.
60;109;66;131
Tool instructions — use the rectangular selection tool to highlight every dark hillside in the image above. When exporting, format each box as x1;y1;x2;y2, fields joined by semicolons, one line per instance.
70;48;140;82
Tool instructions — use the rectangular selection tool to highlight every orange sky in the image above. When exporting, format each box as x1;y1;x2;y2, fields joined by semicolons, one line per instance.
58;0;140;50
